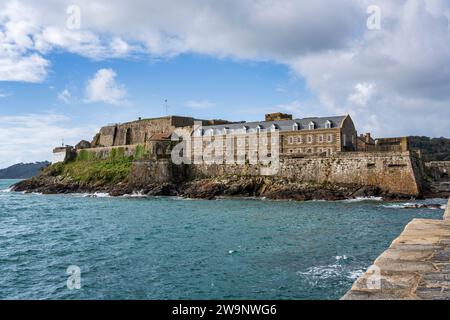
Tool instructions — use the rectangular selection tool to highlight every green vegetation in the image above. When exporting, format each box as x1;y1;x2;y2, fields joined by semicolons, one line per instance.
134;144;148;160
43;153;133;185
409;136;450;161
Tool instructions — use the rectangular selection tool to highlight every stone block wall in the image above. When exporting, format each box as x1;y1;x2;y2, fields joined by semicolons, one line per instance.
187;151;423;196
426;161;450;181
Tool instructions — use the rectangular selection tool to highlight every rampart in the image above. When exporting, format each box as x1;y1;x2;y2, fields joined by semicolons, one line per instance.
188;151;423;196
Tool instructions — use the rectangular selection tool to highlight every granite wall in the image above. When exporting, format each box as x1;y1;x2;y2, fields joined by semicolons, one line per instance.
187;151;423;196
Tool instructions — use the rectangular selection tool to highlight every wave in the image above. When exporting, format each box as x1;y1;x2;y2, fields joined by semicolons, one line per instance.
81;192;111;198
382;202;444;210
122;191;147;198
296;255;364;282
0;187;12;193
343;196;383;203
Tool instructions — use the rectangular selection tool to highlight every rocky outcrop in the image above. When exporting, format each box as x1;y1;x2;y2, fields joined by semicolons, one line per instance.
14;168;409;201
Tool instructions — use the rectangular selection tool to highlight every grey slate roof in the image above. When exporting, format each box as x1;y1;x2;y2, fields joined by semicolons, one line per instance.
196;115;347;134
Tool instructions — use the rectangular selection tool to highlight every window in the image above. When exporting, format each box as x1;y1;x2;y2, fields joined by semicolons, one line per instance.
319;135;324;143
309;121;315;130
343;133;347;146
327;134;333;143
293;122;299;131
325;120;332;129
205;129;214;136
271;124;278;132
289;136;294;144
256;125;263;133
194;129;203;137
242;126;248;133
223;128;229;135
307;135;313;144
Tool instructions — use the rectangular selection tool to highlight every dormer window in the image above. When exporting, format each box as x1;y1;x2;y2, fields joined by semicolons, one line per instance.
256;125;263;133
206;128;214;136
293;122;300;131
271;124;279;132
242;126;248;133
194;128;203;137
223;127;229;135
308;121;315;130
325;120;332;129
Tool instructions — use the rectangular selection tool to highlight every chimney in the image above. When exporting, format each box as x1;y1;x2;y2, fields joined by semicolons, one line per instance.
265;112;293;121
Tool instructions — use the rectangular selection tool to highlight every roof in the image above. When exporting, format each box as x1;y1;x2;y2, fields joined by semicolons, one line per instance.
149;132;172;141
196;115;347;133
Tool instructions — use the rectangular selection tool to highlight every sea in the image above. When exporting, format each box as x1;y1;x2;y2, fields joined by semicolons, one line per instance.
0;179;447;299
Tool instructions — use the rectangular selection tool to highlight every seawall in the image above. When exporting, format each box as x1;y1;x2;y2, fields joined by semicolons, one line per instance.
342;197;450;300
189;151;423;196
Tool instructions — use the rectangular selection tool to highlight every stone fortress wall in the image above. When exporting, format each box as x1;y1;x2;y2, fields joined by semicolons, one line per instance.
187;151;423;196
56;113;433;197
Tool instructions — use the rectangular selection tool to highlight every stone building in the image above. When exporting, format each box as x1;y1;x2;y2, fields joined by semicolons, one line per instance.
92;115;233;148
356;133;375;151
191;114;357;158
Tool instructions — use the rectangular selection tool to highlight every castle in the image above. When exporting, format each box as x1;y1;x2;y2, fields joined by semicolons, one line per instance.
53;112;422;196
54;112;407;161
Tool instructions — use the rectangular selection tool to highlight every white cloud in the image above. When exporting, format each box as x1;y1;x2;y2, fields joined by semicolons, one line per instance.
274;100;301;116
0;0;450;136
0;90;11;98
57;88;71;104
85;68;126;105
348;83;376;107
0;54;50;83
0;113;97;168
185;100;216;109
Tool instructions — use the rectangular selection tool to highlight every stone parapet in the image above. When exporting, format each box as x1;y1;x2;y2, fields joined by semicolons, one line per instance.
342;197;450;300
445;198;450;220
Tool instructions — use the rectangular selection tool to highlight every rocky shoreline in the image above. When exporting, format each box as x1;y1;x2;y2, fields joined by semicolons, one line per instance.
12;173;420;202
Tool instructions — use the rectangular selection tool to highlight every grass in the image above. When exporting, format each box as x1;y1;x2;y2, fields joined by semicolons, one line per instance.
43;156;132;185
42;145;151;185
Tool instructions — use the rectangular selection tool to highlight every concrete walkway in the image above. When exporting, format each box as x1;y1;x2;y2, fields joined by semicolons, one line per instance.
342;198;450;300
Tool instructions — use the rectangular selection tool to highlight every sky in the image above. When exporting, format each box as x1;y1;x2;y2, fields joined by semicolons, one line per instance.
1;0;450;168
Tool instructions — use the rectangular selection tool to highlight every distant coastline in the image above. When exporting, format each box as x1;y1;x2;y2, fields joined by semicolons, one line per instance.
0;162;50;179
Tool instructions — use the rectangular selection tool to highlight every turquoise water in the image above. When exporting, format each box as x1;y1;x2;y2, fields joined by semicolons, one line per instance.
0;179;446;300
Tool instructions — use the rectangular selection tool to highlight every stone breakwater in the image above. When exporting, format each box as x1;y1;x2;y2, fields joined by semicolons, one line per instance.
342;197;450;300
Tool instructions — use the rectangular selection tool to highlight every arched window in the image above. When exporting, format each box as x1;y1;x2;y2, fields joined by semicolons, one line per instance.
308;121;315;130
293;122;300;131
325;120;332;129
